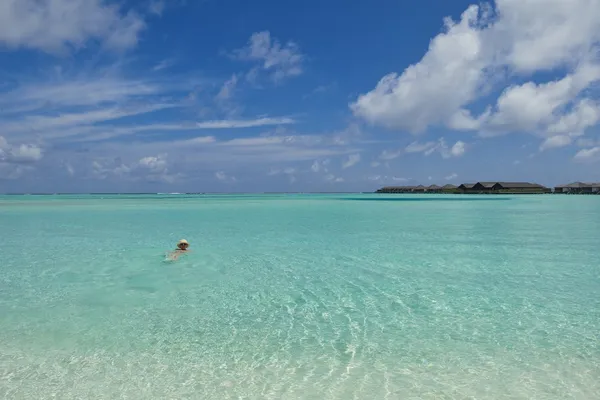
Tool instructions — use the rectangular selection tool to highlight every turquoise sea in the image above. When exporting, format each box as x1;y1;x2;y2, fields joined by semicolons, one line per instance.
1;194;599;399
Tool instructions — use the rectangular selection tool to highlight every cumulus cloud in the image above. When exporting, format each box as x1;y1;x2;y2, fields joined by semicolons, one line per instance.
350;5;486;133
342;153;361;169
0;136;43;163
450;141;466;157
445;173;458;181
0;0;146;54
350;0;600;145
232;31;304;82
138;154;168;173
9;144;43;162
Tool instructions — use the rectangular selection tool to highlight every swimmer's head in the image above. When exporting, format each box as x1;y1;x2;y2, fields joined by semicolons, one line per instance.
177;239;189;250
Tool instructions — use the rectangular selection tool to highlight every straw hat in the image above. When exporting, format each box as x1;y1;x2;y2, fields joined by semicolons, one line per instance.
178;239;189;245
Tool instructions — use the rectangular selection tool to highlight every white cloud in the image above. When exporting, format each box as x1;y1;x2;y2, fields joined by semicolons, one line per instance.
573;147;600;162
379;148;403;160
350;5;486;133
370;161;381;168
445;173;458;180
0;0;146;54
495;0;600;73
331;123;363;146
215;171;237;183
476;65;600;136
450;141;466;157
266;167;297;182
215;74;239;101
92;159;127;180
153;59;175;71
2;104;174;138
196;117;295;129
540;135;572;151
405;141;437;153
65;163;75;176
342;153;361;169
310;161;320;172
546;99;600;137
10;144;43;162
325;174;344;183
0;136;43;163
232;31;304;82
405;139;466;158
369;175;409;183
138;155;168;174
0;76;161;113
350;0;600;143
91;154;179;183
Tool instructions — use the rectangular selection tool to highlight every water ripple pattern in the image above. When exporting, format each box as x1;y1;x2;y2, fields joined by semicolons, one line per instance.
0;194;599;399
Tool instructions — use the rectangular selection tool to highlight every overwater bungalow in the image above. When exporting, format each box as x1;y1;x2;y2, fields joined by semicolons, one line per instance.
375;186;415;193
457;182;549;194
377;181;549;194
457;183;477;192
554;182;600;194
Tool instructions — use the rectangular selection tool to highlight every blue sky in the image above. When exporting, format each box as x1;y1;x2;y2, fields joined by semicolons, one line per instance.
1;0;599;193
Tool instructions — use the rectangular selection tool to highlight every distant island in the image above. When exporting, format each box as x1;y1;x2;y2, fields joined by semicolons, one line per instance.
375;181;600;195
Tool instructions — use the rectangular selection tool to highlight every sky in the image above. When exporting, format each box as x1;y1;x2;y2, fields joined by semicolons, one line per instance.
1;0;600;193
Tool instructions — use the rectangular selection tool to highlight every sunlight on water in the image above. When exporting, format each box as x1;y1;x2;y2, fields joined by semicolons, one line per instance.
1;194;599;399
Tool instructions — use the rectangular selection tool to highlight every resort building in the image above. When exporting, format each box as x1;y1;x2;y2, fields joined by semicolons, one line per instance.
554;182;600;194
377;182;550;194
458;182;550;194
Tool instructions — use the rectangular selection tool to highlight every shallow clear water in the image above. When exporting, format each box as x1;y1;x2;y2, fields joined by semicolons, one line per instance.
1;194;599;399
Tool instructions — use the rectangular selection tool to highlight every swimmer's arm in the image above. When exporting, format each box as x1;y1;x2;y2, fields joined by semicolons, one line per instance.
167;249;191;260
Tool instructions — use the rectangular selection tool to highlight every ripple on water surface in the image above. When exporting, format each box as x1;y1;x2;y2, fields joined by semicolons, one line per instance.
0;194;599;399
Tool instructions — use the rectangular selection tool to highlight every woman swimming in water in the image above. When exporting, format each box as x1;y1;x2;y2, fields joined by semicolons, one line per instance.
167;239;190;261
